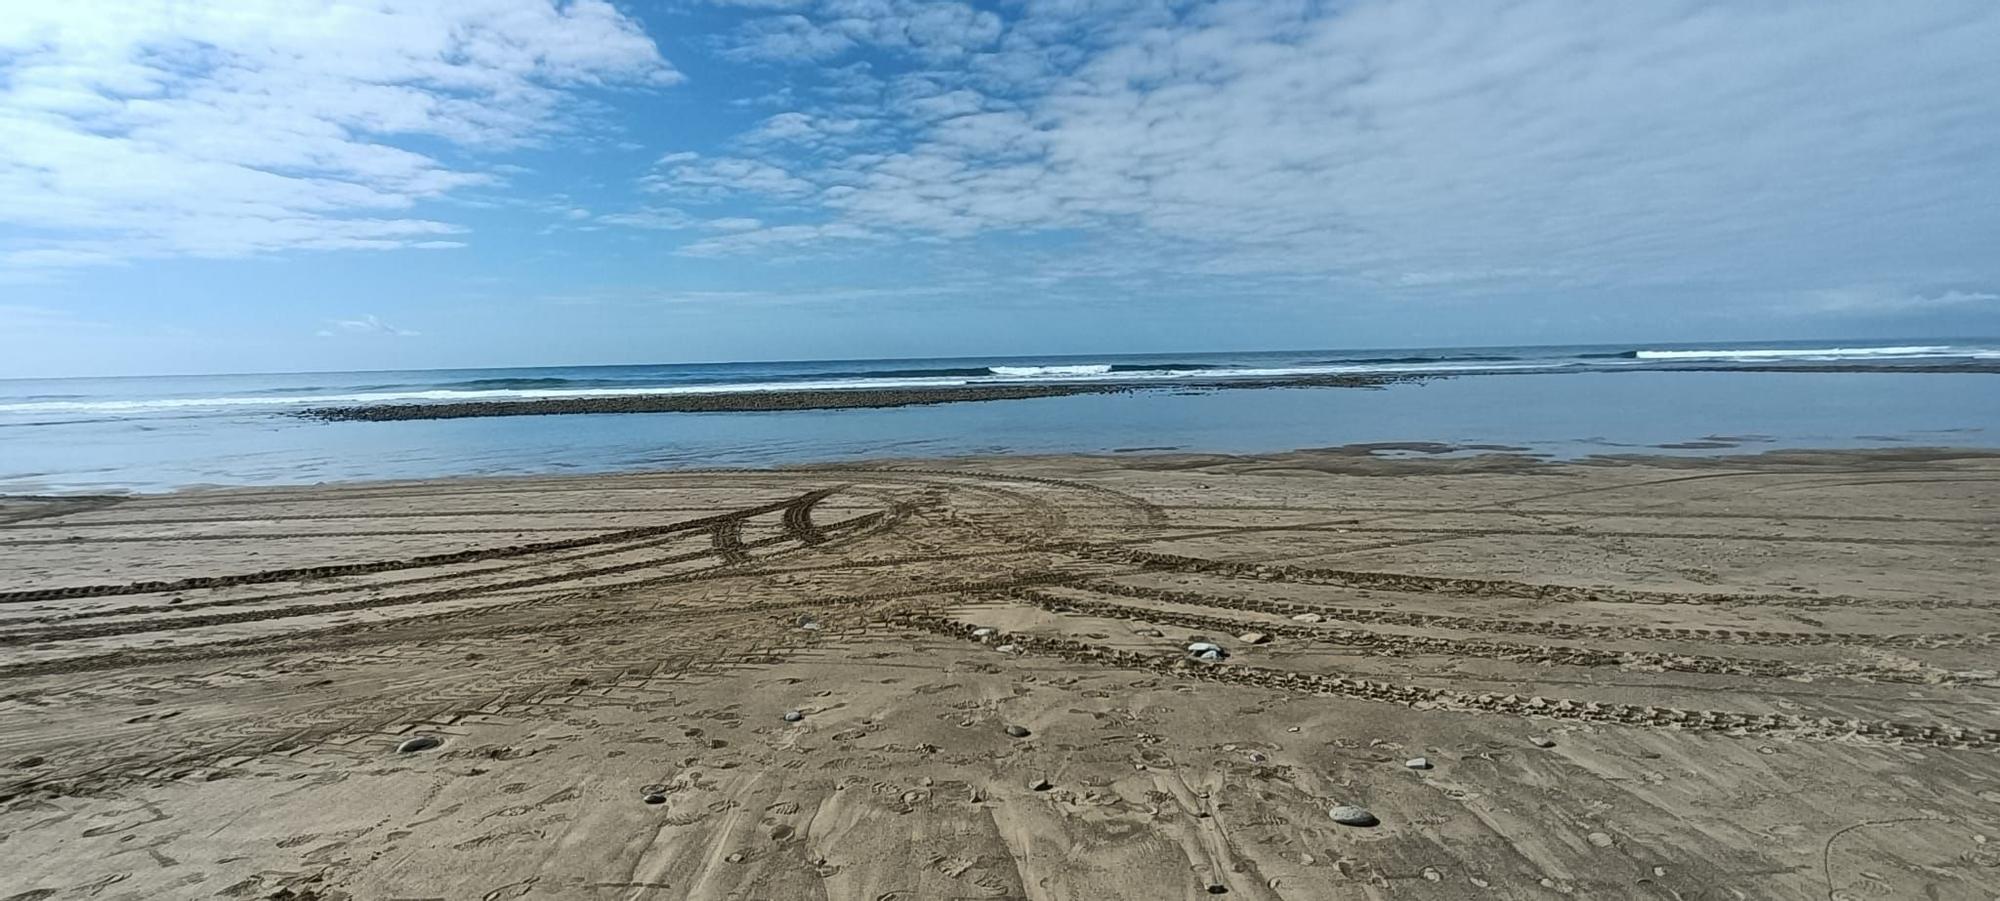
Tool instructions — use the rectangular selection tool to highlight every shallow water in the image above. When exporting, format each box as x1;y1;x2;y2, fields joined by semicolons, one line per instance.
2;370;1994;493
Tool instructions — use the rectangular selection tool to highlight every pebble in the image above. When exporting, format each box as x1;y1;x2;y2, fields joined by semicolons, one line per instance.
395;736;441;754
1005;724;1032;738
1405;757;1431;769
1289;613;1324;623
1236;631;1271;644
1328;805;1379;827
642;792;667;804
1530;736;1557;748
799;620;823;632
1028;778;1052;791
783;710;804;722
725;852;745;864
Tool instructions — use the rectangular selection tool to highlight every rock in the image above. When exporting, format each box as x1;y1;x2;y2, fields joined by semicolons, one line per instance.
1135;628;1165;637
1004;724;1032;738
995;644;1020;654
1028;778;1052;791
396;736;441;754
1205;883;1229;894
1328;805;1379;827
971;627;996;639
1289;613;1324;623
1587;832;1613;847
725;852;745;864
783;710;804;722
1405;757;1431;769
15;756;45;768
797;617;823;631
1186;641;1227;662
1237;631;1271;645
1530;736;1557;748
642;792;667;805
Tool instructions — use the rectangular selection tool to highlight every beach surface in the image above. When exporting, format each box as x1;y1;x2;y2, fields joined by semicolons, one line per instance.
3;448;1998;899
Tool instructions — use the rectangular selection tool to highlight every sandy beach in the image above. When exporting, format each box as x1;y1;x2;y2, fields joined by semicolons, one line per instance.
3;447;1998;899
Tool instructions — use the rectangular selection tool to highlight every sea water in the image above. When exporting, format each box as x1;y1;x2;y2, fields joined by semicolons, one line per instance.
2;341;1996;492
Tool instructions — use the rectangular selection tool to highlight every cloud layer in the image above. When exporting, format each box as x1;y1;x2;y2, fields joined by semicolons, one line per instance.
662;0;2000;310
0;0;671;271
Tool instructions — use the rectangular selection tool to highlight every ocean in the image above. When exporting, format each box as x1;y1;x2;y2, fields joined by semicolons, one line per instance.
3;340;1996;493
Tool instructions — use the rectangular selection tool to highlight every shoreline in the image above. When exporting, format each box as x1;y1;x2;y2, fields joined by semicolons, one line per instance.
9;444;1999;502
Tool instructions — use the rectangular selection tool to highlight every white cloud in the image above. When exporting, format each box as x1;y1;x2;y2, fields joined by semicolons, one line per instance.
640;153;817;200
317;314;419;338
0;0;673;274
722;0;1002;62
693;0;2000;305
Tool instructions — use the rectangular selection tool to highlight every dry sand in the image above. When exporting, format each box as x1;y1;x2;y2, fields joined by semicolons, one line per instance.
2;448;1998;899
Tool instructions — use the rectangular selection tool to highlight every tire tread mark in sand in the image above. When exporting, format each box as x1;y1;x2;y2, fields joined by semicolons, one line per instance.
0;488;839;604
1007;588;1980;684
1143;522;1994;549
1073;546;1983;610
0;576;1075;794
892;615;2000;751
0;505;883;648
710;518;752;565
1061;579;1995;649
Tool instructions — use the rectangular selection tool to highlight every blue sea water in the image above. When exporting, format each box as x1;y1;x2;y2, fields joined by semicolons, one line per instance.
2;340;1996;492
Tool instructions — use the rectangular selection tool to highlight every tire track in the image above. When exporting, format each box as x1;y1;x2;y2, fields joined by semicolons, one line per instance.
1072;546;1988;610
1059;579;1995;649
1005;588;1986;684
891;615;2000;751
0;489;840;605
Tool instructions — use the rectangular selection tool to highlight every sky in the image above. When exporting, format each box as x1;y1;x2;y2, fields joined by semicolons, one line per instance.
2;0;1999;377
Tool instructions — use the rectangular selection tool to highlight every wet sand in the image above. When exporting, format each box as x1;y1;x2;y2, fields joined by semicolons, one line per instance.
2;447;1998;899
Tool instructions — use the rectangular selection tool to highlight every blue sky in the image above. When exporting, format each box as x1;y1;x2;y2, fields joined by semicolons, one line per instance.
3;0;1999;377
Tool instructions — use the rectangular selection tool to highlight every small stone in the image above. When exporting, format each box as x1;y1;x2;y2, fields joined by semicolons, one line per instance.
1004;724;1031;738
396;736;441;754
798;620;823;632
1186;642;1227;661
1328;805;1379;827
1205;883;1229;894
1289;613;1323;623
972;627;996;639
1028;778;1052;791
725;852;745;864
783;710;804;722
1587;832;1613;847
1286;726;1300;733
1405;757;1431;770
1237;631;1271;645
995;644;1020;654
1530;736;1557;749
642;792;667;805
